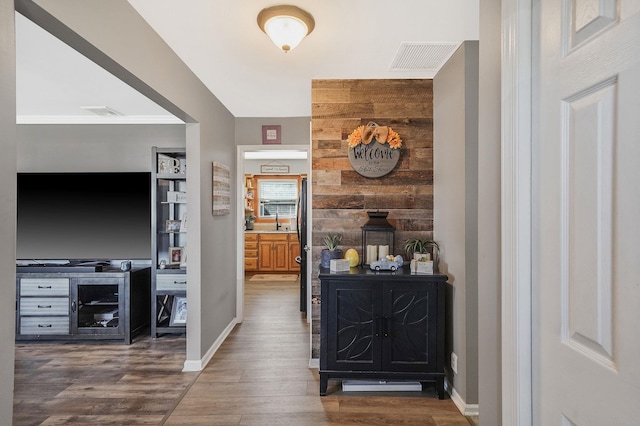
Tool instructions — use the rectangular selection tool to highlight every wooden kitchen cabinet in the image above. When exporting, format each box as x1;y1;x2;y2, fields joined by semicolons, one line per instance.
258;233;289;272
244;233;259;271
246;233;299;272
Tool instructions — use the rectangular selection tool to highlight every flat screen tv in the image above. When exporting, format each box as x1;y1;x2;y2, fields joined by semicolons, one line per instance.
17;172;151;261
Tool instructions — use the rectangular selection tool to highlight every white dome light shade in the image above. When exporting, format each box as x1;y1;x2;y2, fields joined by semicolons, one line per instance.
257;5;315;53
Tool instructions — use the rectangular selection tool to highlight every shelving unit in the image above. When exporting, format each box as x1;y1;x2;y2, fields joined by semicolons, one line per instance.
151;147;187;337
244;175;255;229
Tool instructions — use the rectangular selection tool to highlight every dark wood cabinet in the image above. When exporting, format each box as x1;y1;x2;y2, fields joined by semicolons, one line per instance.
319;266;447;398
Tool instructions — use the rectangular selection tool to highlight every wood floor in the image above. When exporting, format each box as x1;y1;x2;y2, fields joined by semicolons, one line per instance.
14;277;475;425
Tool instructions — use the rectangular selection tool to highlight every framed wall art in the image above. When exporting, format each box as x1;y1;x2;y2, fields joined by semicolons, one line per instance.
262;125;281;145
212;161;231;216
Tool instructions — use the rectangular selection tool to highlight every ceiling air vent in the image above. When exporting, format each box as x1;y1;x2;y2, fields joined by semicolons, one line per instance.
80;106;124;116
389;42;461;72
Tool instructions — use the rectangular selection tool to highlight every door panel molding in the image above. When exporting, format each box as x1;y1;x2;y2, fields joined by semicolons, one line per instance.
560;78;617;370
562;0;619;54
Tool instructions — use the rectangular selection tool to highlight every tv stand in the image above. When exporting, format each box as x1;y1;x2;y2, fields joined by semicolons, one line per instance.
17;265;103;273
16;266;150;344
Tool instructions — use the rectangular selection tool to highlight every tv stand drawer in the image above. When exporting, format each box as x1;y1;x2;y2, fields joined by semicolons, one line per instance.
20;316;69;335
20;298;68;316
20;278;69;296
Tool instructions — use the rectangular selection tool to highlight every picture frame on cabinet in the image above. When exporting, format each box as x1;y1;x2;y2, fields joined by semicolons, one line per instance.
169;247;184;265
166;220;182;233
169;296;187;326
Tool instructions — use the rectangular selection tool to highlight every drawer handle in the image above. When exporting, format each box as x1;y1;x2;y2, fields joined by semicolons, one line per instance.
37;324;53;328
37;305;52;309
37;285;52;289
174;281;187;285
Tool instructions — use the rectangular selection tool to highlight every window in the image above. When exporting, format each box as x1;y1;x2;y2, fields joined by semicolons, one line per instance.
257;179;298;218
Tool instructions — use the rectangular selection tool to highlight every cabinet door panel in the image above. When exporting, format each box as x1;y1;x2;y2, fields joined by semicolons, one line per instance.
273;241;289;271
258;241;274;270
383;283;439;372
326;281;382;371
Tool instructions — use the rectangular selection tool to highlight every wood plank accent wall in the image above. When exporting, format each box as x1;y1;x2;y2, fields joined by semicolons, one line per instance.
310;79;434;358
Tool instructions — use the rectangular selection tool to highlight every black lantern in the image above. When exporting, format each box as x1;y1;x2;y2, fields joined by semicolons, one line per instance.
361;211;395;265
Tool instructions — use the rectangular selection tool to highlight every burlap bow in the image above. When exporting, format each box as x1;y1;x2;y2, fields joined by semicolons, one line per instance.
361;122;389;144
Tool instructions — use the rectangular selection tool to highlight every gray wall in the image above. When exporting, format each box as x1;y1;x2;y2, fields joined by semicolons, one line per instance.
235;117;310;145
17;124;185;172
477;0;502;422
0;0;16;422
20;0;237;366
433;41;480;406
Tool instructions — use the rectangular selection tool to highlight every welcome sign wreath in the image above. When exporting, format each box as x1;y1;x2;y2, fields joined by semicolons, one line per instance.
347;122;402;178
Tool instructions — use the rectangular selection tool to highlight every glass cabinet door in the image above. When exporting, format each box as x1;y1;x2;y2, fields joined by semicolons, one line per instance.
72;278;124;335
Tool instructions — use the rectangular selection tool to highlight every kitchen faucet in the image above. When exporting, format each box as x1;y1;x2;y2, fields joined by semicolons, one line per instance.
275;211;281;230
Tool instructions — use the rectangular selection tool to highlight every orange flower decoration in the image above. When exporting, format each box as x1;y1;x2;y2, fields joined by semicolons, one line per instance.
347;126;365;148
386;129;403;149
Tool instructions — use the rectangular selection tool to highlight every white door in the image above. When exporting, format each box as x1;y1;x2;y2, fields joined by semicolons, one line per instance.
536;1;640;424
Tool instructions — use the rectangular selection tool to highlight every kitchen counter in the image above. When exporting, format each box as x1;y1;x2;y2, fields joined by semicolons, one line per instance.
244;230;297;234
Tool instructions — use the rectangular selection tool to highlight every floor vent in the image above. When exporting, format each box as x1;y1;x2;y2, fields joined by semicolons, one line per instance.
389;42;461;72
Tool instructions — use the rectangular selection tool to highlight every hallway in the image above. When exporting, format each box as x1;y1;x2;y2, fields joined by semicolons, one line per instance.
14;277;473;425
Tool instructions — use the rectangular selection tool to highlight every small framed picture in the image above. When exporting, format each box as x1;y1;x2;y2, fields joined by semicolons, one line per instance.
169;247;184;265
166;219;182;233
169;296;187;326
262;125;281;144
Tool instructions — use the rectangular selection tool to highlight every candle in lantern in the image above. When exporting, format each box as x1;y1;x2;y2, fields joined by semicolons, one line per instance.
366;245;378;264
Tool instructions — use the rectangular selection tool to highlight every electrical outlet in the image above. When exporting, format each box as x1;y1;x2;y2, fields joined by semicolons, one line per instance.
451;352;458;374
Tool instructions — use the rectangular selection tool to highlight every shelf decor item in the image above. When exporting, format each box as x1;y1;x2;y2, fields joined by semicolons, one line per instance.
169;247;184;265
361;211;395;265
320;233;343;268
403;238;440;273
158;154;181;174
347;122;402;178
165;220;181;233
169;296;187;326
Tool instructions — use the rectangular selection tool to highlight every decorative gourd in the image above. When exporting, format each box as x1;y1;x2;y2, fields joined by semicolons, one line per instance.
344;248;359;267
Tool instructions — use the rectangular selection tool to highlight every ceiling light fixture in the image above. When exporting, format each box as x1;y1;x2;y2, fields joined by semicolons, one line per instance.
257;5;315;53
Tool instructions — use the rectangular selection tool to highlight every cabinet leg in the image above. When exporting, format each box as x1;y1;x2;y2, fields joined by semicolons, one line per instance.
436;376;445;400
319;374;328;396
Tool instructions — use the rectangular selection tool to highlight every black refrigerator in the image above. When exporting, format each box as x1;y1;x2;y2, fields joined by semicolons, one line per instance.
296;178;308;312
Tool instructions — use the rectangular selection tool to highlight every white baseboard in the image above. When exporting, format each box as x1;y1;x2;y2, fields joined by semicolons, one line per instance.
445;378;480;417
309;358;319;369
182;317;239;372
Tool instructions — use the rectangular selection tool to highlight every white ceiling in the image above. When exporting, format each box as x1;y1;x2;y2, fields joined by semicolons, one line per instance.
16;1;479;122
